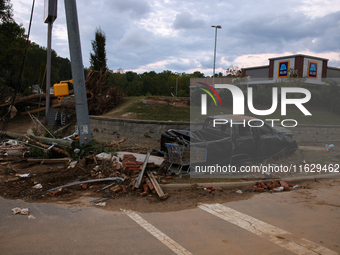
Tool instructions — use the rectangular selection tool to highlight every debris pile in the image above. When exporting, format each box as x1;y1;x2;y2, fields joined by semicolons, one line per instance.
0;70;123;119
1;151;169;202
85;70;124;115
203;186;224;193
0;93;62;117
253;180;298;192
11;207;30;215
0;132;73;159
11;207;35;219
0;139;29;158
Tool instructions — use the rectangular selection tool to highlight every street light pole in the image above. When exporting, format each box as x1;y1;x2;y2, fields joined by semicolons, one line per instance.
211;25;222;88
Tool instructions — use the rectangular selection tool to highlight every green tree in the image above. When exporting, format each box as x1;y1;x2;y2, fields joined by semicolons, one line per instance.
0;0;26;91
0;0;13;23
90;27;107;72
224;66;244;77
192;71;205;78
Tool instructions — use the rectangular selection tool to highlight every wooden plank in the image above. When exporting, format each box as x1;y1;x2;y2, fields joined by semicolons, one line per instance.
146;170;166;199
145;177;156;194
20;103;61;115
26;158;71;163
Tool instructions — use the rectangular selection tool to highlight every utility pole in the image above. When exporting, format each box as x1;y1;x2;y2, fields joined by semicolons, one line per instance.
64;0;91;145
44;0;57;119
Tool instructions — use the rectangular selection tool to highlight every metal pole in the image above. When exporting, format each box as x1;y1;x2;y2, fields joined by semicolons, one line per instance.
213;26;217;88
45;21;52;119
211;25;221;88
64;0;91;145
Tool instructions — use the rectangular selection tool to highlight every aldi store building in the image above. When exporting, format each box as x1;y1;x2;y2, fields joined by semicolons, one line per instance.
242;54;340;86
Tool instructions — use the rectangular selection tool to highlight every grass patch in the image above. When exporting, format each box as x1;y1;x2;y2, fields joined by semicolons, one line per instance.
124;101;190;121
104;96;146;118
105;97;340;125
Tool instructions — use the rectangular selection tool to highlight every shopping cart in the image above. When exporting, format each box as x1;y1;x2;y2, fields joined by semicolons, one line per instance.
166;143;207;174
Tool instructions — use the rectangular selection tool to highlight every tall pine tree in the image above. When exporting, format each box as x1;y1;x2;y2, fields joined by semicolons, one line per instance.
89;27;107;73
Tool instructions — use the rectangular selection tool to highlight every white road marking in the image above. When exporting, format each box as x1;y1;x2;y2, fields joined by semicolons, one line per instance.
123;210;192;255
198;203;338;255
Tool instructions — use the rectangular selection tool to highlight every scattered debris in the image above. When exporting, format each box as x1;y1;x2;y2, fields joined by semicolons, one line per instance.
12;208;30;215
67;161;77;169
85;70;124;115
28;215;36;219
96;153;120;163
253;180;298;192
48;190;60;197
16;173;30;178
116;152;164;166
236;190;243;194
46;177;125;193
95;202;106;207
325;144;335;152
107;138;127;151
33;183;42;189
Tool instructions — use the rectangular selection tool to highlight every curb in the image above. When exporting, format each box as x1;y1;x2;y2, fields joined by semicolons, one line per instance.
160;173;340;192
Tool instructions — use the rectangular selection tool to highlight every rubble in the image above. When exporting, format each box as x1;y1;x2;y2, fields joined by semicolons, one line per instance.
95;202;106;207
33;184;42;189
27;151;170;201
253;180;298;192
11;207;30;215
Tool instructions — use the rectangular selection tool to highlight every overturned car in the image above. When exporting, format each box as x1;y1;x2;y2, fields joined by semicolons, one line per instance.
160;115;298;165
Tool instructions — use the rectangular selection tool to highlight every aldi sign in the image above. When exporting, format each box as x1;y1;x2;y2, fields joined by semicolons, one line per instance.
308;61;318;78
278;61;289;78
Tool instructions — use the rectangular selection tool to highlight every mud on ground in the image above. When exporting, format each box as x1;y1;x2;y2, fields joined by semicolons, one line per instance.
0;159;258;213
1;142;339;213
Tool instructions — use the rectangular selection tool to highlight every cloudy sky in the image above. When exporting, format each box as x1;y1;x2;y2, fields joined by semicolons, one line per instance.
11;0;340;75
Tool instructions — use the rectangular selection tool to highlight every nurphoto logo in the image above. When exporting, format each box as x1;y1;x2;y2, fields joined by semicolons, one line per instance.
200;83;312;127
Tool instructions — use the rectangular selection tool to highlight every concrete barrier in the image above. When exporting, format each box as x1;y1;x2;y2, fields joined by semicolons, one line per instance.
89;116;202;148
89;116;340;149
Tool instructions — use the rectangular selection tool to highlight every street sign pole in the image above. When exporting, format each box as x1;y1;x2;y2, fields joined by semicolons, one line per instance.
44;0;57;120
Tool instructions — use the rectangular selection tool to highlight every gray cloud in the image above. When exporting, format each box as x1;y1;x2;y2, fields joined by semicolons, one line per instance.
173;11;205;30
108;0;151;19
10;0;340;74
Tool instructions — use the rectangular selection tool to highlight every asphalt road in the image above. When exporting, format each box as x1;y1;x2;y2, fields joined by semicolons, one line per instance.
0;179;339;255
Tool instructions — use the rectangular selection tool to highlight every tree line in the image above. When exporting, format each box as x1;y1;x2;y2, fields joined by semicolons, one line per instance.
0;0;72;98
0;1;209;100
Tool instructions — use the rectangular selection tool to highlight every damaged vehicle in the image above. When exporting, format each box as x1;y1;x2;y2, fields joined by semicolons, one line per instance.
160;115;298;165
